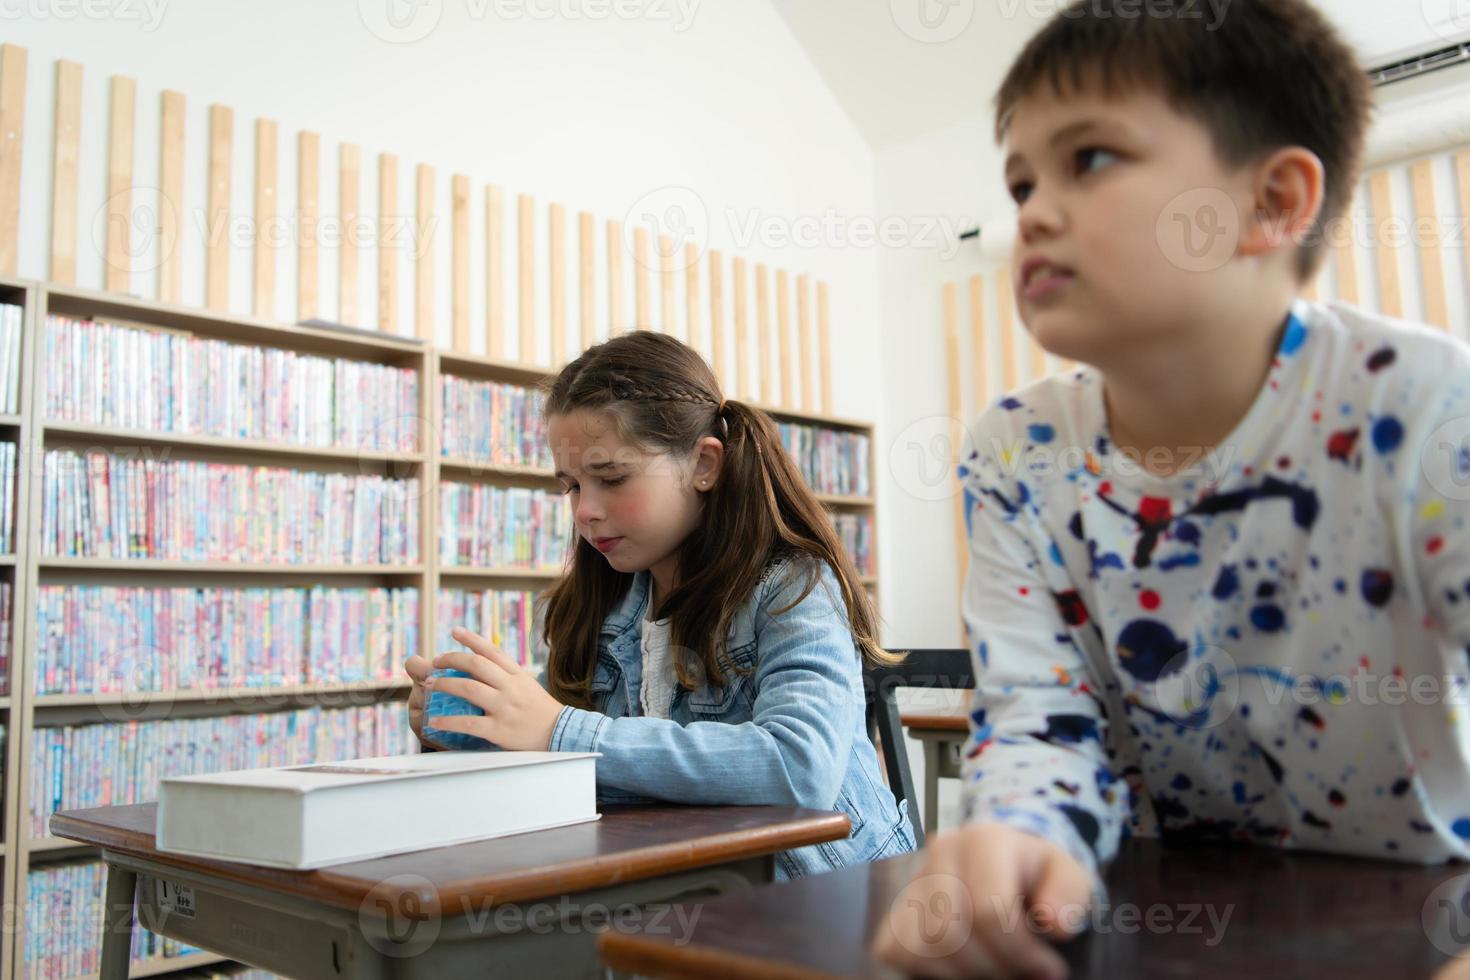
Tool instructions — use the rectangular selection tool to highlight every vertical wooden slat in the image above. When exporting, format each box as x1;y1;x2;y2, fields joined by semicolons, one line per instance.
0;44;25;277
451;174;470;351
606;219;624;335
206;105;234;312
756;264;773;405
1367;171;1402;318
817;280;832;414
733;257;749;401
415;164;435;343
518;193;535;362
1409;159;1449;329
997;267;1018;393
338;143;361;326
796;274;814;412
105;75;137;293
659;234;677;336
633;226;652;330
50;61;83;286
579;210;595;352
485;183;504;356
1332;195;1359;306
685;243;702;359
776;269;793;408
296;130;320;320
709;250;726;388
252;118;278;317
968;275;985;412
378;152;399;333
549;201;567;366
943;281;966;599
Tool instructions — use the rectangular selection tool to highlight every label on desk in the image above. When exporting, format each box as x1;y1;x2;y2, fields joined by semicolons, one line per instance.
155;879;197;919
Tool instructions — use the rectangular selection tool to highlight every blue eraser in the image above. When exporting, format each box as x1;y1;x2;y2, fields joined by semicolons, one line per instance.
422;668;496;751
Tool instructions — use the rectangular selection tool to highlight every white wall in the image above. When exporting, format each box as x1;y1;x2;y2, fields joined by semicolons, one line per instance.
2;0;884;462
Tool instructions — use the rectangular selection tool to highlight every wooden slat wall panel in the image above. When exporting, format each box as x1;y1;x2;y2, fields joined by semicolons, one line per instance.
579;210;595;352
485;183;504;356
252;118;278;318
733;257;749;400
817;280;832;414
756;263;772;405
296;130;320;321
684;242;701;357
968;275;985;414
606;218;624;336
50;60;82;286
206;105;233;312
943;281;965;598
451;174;469;351
518;192;534;360
660;234;676;336
415;164;435;342
105;75;136;293
1409;159;1449;329
633;226;651;330
797;274;813;411
1368;171;1402;319
378;152;399;333
338;143;361;325
709;249;725;388
549;201;566;366
0;44;25;277
997;267;1017;393
776;269;792;407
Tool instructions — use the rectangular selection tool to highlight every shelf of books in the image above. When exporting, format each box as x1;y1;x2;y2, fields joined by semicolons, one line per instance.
0;280;878;980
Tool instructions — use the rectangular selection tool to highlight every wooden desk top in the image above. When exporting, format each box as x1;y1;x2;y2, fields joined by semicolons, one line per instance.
599;838;1468;979
899;712;968;733
51;802;850;918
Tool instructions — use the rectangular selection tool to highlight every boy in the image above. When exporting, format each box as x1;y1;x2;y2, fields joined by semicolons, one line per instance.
877;1;1470;977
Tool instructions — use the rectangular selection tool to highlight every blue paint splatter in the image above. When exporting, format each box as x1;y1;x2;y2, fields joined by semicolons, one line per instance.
1371;416;1404;455
1279;315;1308;355
1000;397;1023;410
1028;423;1056;445
1212;564;1240;600
1159;553;1201;571
1453;818;1470;840
1049;540;1064;566
1361;569;1395;608
1251;604;1287;632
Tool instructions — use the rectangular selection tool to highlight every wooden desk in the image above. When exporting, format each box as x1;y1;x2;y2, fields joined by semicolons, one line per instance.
900;710;967;835
51;801;851;980
600;838;1470;979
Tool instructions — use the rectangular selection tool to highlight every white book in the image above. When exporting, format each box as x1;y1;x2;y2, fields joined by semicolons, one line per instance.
153;750;600;869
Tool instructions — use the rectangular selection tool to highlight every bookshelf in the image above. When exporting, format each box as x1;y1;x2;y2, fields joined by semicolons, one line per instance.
0;278;879;980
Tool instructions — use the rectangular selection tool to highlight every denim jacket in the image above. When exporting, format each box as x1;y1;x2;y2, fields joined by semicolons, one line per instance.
545;555;915;879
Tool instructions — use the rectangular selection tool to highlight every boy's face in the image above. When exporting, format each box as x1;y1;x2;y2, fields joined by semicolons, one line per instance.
1003;82;1257;367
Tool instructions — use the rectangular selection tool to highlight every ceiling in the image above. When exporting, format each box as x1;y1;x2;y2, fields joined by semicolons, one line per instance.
773;0;1470;150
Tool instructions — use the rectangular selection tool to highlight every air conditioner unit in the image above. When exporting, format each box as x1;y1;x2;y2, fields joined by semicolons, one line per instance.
1369;37;1470;87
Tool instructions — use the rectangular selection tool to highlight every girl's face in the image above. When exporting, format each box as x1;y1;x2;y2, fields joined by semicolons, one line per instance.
548;409;723;586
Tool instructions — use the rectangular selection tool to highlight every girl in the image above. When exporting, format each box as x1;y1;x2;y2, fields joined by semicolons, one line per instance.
404;331;915;878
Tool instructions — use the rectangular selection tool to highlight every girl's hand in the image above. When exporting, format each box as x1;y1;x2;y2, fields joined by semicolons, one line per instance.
426;627;566;751
404;654;448;750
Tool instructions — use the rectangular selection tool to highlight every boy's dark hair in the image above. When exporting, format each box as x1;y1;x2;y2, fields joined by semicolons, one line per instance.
994;0;1374;281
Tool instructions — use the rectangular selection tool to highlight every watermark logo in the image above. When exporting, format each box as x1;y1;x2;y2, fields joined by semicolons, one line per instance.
1423;872;1470;957
890;0;975;43
887;872;975;957
358;873;442;957
359;0;444;43
1421;0;1470;43
1422;415;1470;504
624;185;709;274
1156;186;1239;273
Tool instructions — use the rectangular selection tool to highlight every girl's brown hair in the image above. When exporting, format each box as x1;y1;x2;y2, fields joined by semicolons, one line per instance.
539;331;897;710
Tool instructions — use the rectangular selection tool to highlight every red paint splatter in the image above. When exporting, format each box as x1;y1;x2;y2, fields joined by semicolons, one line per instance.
1359;655;1371;670
1244;466;1254;476
1327;428;1359;463
1427;536;1445;556
1018;586;1030;596
1312;410;1322;424
1277;456;1292;470
1140;590;1161;611
1099;481;1114;497
1139;497;1172;525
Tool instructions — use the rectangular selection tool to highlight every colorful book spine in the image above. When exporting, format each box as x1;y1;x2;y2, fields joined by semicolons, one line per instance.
40;451;420;564
32;585;417;696
43;314;419;452
777;423;871;497
439;375;552;468
0;302;20;415
831;512;875;576
437;588;540;668
28;703;414;840
437;483;571;570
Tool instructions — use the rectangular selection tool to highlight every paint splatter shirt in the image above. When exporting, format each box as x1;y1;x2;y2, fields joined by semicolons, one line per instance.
957;299;1470;888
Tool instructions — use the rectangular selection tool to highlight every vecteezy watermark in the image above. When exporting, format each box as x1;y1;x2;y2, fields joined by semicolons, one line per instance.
1424;873;1470;958
358;0;700;43
1421;0;1470;43
886;873;1234;958
624;186;710;274
1156;186;1241;274
355;873;704;958
1422;415;1470;504
884;414;1241;504
890;0;975;44
94;187;437;277
726;208;969;261
0;0;169;31
994;0;1232;30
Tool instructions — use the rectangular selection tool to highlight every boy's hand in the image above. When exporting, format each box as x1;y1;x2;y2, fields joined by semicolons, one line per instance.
426;627;566;751
404;654;448;751
873;822;1093;980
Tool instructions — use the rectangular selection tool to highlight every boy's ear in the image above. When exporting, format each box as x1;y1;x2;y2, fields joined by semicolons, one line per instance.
1238;146;1325;261
691;436;725;492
